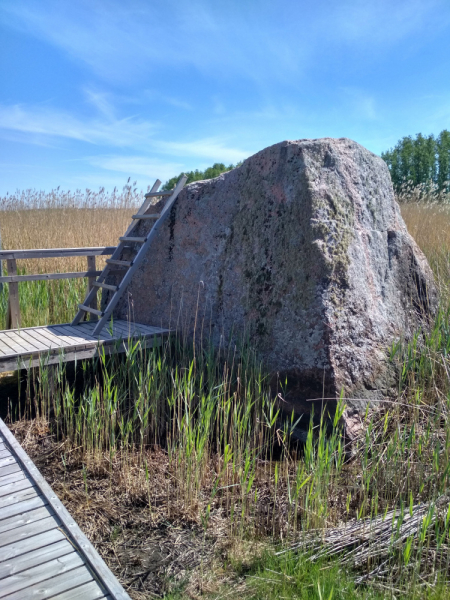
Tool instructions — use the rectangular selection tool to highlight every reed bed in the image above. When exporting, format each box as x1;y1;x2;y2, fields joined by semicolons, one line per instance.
0;183;144;327
2;184;450;597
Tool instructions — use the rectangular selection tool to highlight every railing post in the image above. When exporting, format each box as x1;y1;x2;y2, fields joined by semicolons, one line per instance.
5;258;20;329
87;255;97;320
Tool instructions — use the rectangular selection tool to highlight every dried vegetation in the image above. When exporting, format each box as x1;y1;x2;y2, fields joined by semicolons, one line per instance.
1;184;450;598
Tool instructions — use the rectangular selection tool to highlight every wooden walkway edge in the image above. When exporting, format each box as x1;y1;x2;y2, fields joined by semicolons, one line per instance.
0;319;170;373
0;418;131;600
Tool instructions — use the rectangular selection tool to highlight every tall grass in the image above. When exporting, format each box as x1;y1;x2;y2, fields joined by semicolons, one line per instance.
0;182;144;327
3;183;450;595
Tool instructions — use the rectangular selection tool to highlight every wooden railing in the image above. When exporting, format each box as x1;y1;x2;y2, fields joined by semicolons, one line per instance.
0;247;116;329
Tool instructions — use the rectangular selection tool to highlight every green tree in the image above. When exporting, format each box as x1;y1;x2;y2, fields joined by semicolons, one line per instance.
437;130;450;191
381;130;450;193
162;162;242;191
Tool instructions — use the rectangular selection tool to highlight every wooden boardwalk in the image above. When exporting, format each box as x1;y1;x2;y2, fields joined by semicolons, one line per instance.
0;320;170;373
0;418;131;599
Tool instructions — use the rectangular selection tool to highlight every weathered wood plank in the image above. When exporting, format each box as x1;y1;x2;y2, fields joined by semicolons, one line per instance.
75;322;114;340
0;494;47;522
0;463;22;479
0;477;34;498
0;337;163;373
0;470;25;488
78;304;104;317
87;255;98;317
0;247;116;261
18;328;54;351
0;514;57;546
50;579;108;600
0;338;22;355
4;565;94;600
0;334;28;354
0;539;74;579
14;330;54;351
0;528;66;562
0;486;38;509
0;496;54;541
0;449;12;459
0;420;130;599
2;331;43;353
0;551;84;597
0;455;15;468
0;271;103;284
0;321;168;373
5;259;20;330
45;325;88;345
30;327;75;349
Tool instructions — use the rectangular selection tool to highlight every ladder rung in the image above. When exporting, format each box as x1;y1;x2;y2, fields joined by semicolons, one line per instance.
78;304;104;316
93;282;119;291
131;213;160;220
119;236;146;243
144;191;172;198
106;259;132;267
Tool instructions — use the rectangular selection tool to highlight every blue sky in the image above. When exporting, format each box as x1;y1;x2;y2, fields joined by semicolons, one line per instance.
0;0;449;194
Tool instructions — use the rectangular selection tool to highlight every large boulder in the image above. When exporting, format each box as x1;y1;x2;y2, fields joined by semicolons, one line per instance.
112;138;437;435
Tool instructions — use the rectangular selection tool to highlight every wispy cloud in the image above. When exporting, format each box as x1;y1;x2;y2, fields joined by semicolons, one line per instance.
0;102;157;147
0;100;250;165
155;137;249;164
329;0;447;46
88;155;184;181
0;0;308;86
1;0;447;89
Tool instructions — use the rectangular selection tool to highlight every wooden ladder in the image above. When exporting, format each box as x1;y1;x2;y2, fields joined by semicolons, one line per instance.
71;174;187;336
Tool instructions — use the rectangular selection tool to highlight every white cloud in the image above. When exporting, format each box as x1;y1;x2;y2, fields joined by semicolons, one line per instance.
0;0;309;86
0;103;157;147
155;137;249;164
88;155;184;181
329;0;446;45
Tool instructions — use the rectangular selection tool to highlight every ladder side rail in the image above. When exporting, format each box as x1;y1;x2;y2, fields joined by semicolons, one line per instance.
71;179;162;325
119;179;162;240
92;175;187;336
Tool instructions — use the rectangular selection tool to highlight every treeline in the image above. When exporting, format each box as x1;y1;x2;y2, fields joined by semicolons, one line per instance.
162;162;242;191
381;130;450;192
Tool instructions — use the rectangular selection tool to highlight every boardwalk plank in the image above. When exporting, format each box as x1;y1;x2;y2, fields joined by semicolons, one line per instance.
0;539;74;579
0;470;25;488
40;329;80;347
0;455;15;468
0;420;131;600
4;565;94;600
0;463;21;478
57;323;101;342
0;494;47;521
50;579;108;599
0;529;66;562
0;505;53;536
31;327;73;349
14;330;53;352
0;478;33;498
0;320;169;373
4;331;43;353
0;551;84;597
0;449;12;459
0;333;31;353
0;515;58;547
0;486;38;509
